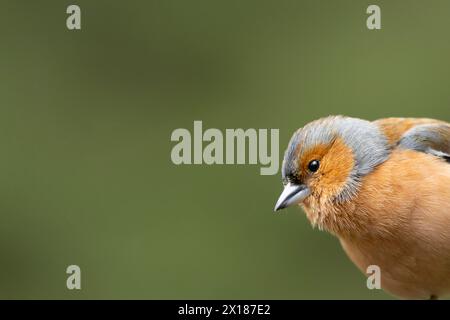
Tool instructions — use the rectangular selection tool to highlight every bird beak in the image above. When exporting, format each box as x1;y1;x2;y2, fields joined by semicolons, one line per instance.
274;183;310;212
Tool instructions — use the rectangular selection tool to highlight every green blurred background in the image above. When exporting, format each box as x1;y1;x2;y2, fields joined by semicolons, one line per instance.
0;0;449;299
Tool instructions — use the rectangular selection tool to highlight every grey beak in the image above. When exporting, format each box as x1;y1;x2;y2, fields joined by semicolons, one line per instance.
274;183;310;212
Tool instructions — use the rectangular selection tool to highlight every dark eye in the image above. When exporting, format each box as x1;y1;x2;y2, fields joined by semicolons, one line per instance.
308;160;320;172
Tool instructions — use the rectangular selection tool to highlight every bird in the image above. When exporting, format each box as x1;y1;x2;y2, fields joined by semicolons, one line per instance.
274;116;450;299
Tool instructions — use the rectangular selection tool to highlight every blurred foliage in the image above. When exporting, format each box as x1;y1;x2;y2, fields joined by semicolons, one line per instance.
0;0;448;299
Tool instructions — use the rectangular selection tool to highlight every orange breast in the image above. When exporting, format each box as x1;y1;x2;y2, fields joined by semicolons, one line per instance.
341;149;450;299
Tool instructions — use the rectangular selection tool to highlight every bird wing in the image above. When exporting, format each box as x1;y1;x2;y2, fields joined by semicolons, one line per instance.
397;123;450;161
375;118;450;162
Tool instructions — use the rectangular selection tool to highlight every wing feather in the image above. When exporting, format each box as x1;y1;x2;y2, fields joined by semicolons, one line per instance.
375;117;450;162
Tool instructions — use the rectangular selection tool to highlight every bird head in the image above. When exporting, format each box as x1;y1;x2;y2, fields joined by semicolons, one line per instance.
274;116;390;215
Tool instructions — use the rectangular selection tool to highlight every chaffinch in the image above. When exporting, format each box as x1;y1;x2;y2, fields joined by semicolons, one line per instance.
274;116;450;299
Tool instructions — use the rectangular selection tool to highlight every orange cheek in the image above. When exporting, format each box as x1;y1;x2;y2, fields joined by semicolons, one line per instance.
300;138;354;198
298;144;329;172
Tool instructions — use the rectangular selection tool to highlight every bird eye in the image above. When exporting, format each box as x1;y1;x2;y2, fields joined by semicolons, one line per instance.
308;160;320;172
